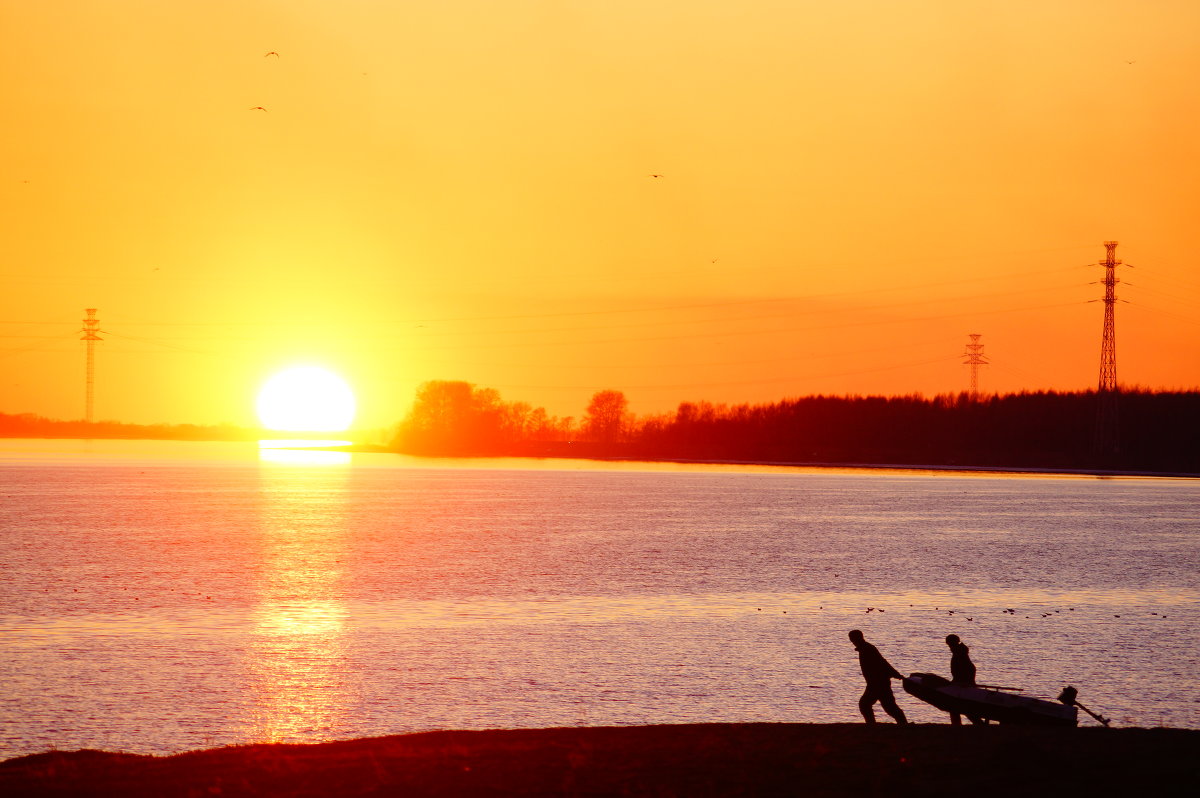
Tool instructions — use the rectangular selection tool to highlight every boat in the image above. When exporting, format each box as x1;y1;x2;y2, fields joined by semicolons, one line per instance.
902;672;1078;727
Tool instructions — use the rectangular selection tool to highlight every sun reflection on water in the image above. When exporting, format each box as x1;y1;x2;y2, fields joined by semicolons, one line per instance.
248;461;352;743
257;440;352;466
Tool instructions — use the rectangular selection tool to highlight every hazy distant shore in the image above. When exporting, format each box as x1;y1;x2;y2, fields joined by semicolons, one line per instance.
3;723;1197;797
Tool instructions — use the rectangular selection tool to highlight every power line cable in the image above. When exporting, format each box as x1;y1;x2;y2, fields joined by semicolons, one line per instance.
0;262;1087;330
0;331;79;360
487;353;964;394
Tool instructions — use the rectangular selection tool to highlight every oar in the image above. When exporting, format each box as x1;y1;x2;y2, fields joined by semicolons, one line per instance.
975;684;1022;691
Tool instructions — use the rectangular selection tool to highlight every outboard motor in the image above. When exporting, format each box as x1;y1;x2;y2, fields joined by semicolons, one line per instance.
1058;685;1111;726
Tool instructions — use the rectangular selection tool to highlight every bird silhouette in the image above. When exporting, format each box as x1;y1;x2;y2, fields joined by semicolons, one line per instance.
648;174;663;178
250;106;267;112
265;51;280;58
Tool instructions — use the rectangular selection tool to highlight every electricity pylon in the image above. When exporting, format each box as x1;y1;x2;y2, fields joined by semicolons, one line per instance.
962;333;988;398
1094;242;1123;456
81;308;102;422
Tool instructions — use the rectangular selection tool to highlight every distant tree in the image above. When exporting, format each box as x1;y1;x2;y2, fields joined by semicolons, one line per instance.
526;407;552;441
584;390;628;445
393;380;484;453
501;401;533;442
558;416;577;440
391;381;571;455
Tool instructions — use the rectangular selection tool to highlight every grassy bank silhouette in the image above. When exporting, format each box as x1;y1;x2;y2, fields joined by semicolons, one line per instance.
3;723;1197;797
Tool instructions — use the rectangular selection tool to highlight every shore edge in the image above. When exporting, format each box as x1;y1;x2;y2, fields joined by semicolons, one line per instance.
3;723;1198;797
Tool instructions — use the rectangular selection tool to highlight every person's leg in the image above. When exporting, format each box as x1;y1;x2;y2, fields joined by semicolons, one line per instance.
877;687;908;724
858;687;877;723
950;712;962;726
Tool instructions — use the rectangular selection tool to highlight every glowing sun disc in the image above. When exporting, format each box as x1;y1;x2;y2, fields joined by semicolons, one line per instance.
256;366;356;432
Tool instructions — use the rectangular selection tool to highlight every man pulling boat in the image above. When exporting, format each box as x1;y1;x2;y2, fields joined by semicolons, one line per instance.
848;629;908;725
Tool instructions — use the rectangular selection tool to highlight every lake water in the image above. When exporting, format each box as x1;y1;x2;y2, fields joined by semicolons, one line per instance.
1;439;1198;758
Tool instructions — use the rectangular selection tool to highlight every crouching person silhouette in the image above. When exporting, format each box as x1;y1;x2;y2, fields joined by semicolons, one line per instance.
848;629;908;724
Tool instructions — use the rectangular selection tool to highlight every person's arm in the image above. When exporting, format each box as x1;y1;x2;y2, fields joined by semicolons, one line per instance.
868;648;904;680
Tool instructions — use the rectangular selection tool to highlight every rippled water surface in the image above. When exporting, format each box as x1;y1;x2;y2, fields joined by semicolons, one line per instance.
1;439;1198;757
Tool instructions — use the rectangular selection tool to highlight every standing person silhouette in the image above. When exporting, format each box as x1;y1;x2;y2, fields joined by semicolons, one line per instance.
848;629;908;724
945;634;984;725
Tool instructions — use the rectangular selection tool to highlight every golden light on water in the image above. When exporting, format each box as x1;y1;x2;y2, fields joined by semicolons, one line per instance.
250;599;349;744
250;461;351;743
256;367;357;433
258;440;352;466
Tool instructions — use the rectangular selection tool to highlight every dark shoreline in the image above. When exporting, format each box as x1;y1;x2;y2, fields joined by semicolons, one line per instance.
323;444;1200;479
3;723;1197;797
3;436;1195;478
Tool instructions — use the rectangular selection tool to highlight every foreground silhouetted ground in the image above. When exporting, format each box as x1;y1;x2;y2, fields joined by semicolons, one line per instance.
3;723;1197;797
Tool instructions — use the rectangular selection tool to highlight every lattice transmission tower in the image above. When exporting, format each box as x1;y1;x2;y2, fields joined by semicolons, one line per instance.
962;333;988;398
80;308;102;422
1094;241;1123;455
1097;241;1121;392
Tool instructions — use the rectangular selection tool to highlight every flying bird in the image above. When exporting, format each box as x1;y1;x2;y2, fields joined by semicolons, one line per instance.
265;51;280;58
250;106;267;111
648;173;663;178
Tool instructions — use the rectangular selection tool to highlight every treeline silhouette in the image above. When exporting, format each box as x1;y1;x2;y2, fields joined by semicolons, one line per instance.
0;413;257;441
391;382;1199;473
5;385;1195;473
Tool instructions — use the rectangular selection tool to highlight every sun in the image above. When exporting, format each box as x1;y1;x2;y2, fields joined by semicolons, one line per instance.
256;366;357;432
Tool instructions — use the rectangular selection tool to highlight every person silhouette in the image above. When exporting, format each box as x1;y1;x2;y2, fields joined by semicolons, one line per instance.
946;634;976;684
848;629;908;724
945;634;984;725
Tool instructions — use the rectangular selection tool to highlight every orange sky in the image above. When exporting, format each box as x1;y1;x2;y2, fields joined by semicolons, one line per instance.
2;1;1198;431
